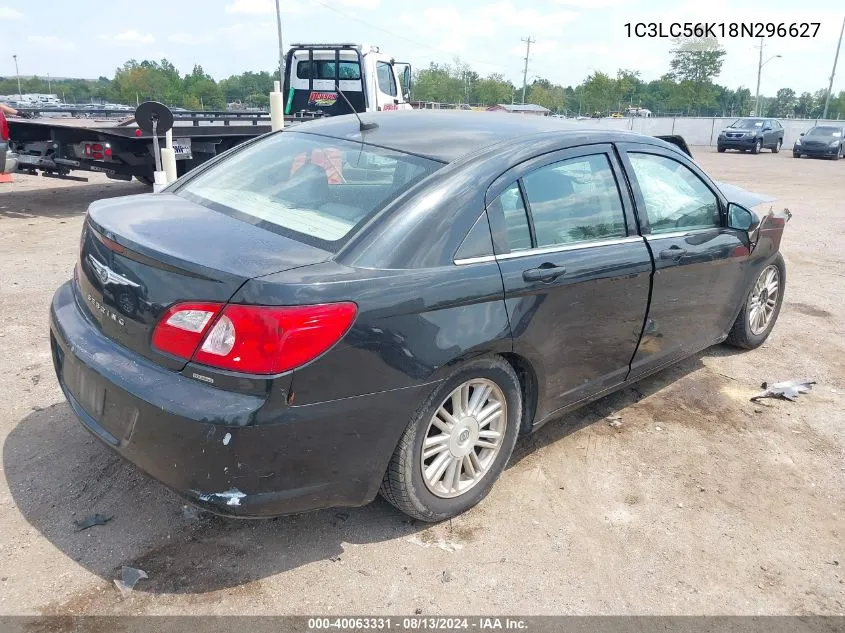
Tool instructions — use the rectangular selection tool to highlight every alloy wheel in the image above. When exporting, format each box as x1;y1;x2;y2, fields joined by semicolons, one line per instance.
421;378;507;499
748;265;780;335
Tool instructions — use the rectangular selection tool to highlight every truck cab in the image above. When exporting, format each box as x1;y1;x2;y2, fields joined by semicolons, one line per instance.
284;43;412;118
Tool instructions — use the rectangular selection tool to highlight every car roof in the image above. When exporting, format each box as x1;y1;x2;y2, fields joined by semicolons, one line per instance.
290;110;647;163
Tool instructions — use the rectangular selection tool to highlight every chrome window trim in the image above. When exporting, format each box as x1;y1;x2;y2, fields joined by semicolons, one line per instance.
454;235;644;265
453;254;497;266
644;228;718;240
496;236;642;260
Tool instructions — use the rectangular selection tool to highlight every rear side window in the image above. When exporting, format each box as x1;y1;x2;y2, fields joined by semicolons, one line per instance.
177;133;441;250
627;153;720;234
487;182;531;251
521;154;627;246
376;62;397;97
296;60;361;80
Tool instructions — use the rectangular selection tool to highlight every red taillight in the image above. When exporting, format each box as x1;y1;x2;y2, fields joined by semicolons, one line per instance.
152;302;223;359
151;302;357;375
192;302;357;374
92;143;103;151
92;152;104;160
0;111;8;141
104;145;112;157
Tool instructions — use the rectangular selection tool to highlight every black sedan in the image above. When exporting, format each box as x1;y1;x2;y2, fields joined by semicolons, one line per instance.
49;111;790;521
717;117;784;154
793;125;845;159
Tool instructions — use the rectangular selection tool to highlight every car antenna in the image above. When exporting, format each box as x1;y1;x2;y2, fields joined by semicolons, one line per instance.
335;80;378;132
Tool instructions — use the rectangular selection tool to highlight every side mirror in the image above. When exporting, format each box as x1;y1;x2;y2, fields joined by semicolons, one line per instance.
800;132;805;136
728;202;761;246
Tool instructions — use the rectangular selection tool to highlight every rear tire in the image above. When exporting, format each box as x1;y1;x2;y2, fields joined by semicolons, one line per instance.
380;356;522;522
725;254;786;350
772;139;782;153
135;175;154;186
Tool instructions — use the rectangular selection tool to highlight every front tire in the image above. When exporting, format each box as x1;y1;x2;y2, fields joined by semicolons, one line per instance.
725;254;786;350
380;356;522;522
753;139;762;154
793;152;801;158
717;145;726;153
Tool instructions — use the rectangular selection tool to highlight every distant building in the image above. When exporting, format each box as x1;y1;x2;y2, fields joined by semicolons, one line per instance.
486;103;551;116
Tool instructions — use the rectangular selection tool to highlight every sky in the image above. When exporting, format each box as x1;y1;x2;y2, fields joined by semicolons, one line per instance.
0;0;842;97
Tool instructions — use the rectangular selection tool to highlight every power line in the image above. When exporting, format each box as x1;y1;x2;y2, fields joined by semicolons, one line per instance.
521;36;535;104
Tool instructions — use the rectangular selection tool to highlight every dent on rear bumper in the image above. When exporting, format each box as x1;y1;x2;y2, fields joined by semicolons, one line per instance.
50;280;435;517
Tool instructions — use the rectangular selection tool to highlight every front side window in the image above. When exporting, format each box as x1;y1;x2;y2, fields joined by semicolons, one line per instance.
376;62;397;97
627;153;720;234
521;154;627;247
177;133;440;249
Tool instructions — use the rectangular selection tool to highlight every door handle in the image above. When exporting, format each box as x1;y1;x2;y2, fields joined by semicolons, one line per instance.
523;263;567;283
659;247;687;260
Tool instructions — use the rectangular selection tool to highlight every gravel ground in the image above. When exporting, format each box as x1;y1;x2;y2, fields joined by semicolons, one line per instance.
0;148;843;616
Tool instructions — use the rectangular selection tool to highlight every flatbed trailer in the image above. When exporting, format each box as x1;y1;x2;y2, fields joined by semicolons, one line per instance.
8;107;322;184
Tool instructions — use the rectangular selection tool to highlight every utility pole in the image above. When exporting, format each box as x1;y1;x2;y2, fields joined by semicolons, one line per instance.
274;0;285;88
822;15;845;120
47;73;52;94
12;54;21;98
754;38;764;116
754;37;781;116
521;36;534;105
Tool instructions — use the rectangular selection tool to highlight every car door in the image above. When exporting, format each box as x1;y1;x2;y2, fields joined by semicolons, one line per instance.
763;120;776;147
487;145;652;421
617;143;750;380
373;59;400;111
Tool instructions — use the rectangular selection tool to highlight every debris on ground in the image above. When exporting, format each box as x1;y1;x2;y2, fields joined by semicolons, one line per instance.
441;570;454;583
329;555;342;562
335;512;350;522
73;514;113;532
607;415;622;428
181;505;205;521
751;379;816;402
113;566;148;596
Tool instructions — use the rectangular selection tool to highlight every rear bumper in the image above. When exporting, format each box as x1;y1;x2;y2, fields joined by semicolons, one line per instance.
49;280;433;517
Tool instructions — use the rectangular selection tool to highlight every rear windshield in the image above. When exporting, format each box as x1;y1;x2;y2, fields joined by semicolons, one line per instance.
296;60;361;80
176;132;442;250
806;126;842;138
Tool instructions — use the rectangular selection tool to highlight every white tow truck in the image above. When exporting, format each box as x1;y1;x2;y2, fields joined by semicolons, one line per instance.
283;43;413;117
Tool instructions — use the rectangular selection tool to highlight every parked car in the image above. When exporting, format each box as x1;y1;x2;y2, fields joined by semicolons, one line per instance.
717;117;784;154
793;125;845;159
49;112;790;522
0;110;18;174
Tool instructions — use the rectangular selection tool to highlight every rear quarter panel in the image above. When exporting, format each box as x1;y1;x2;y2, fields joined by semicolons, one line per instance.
234;260;511;405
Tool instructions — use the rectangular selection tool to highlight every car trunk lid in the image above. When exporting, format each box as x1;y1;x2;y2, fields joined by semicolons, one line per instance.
76;192;331;370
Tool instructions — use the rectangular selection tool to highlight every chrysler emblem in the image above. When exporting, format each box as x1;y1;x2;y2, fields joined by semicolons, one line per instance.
87;254;140;288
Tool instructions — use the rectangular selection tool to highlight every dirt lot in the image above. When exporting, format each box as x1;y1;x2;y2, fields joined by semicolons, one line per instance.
0;148;843;616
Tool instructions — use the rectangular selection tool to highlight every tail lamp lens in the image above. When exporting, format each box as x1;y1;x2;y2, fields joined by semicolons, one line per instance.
151;302;357;375
0;111;8;141
152;303;221;359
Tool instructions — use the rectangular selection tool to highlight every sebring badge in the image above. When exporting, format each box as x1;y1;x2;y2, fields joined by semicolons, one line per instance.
87;255;140;288
86;294;126;326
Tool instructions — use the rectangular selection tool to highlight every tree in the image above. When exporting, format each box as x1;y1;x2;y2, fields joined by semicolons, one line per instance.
526;78;565;112
475;73;514;106
769;88;796;118
580;71;617;114
794;92;816;118
668;37;726;114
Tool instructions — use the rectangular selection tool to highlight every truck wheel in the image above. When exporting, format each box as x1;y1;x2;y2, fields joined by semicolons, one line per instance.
135;175;154;186
380;356;522;522
725;254;786;350
772;139;782;153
